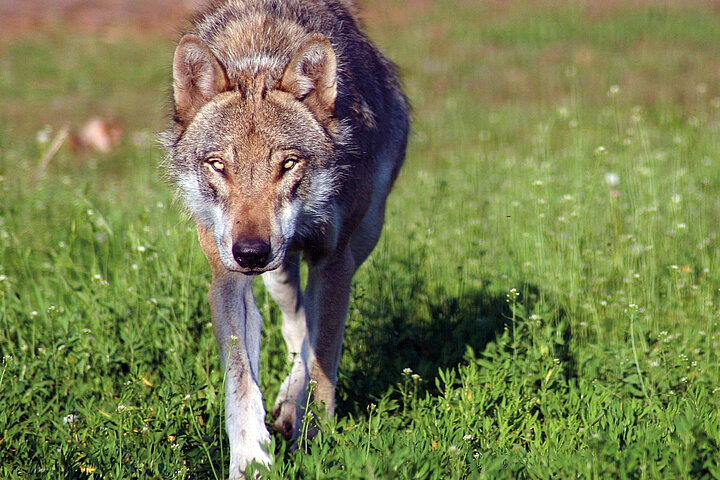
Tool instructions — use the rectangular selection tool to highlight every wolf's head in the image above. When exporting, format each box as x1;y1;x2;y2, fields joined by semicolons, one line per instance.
163;34;347;274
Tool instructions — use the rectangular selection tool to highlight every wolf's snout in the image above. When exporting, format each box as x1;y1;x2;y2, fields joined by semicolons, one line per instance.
232;238;271;269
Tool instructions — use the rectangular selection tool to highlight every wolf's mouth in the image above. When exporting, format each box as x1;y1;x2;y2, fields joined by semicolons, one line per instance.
231;258;283;276
243;266;276;276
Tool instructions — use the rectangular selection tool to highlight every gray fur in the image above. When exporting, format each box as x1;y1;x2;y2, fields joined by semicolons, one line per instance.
161;1;409;478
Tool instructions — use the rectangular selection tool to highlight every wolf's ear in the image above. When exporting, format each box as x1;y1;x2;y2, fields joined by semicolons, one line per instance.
172;34;230;125
280;34;337;120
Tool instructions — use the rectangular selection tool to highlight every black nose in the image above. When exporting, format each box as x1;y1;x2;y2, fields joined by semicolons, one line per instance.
232;238;271;269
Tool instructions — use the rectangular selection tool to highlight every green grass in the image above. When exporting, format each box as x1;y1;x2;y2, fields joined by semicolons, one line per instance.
1;1;720;478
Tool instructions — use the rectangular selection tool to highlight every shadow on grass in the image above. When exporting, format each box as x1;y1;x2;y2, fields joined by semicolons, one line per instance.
338;287;508;416
336;254;558;416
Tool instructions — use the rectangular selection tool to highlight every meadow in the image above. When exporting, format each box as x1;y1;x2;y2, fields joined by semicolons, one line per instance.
1;0;720;478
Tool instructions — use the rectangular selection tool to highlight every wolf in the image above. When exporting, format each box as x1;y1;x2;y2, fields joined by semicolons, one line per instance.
161;0;409;477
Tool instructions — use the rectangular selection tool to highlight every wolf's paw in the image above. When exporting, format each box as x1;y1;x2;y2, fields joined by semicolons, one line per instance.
228;470;262;480
272;399;298;440
228;447;270;480
271;367;307;440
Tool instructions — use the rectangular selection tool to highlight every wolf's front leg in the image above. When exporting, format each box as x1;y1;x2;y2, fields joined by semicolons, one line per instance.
209;274;271;479
265;248;354;444
200;228;271;479
262;253;310;441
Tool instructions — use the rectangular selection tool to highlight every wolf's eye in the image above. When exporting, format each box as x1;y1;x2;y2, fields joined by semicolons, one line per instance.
282;156;299;171
206;158;225;173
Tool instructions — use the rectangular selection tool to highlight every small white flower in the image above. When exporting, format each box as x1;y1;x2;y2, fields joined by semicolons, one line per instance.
36;126;51;144
137;245;146;252
604;172;619;188
608;85;620;97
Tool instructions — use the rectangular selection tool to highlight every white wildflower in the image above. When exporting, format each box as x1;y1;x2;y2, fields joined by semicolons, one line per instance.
604;172;619;188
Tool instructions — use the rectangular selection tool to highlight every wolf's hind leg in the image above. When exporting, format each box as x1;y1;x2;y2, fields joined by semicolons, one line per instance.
263;253;309;440
304;247;355;421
